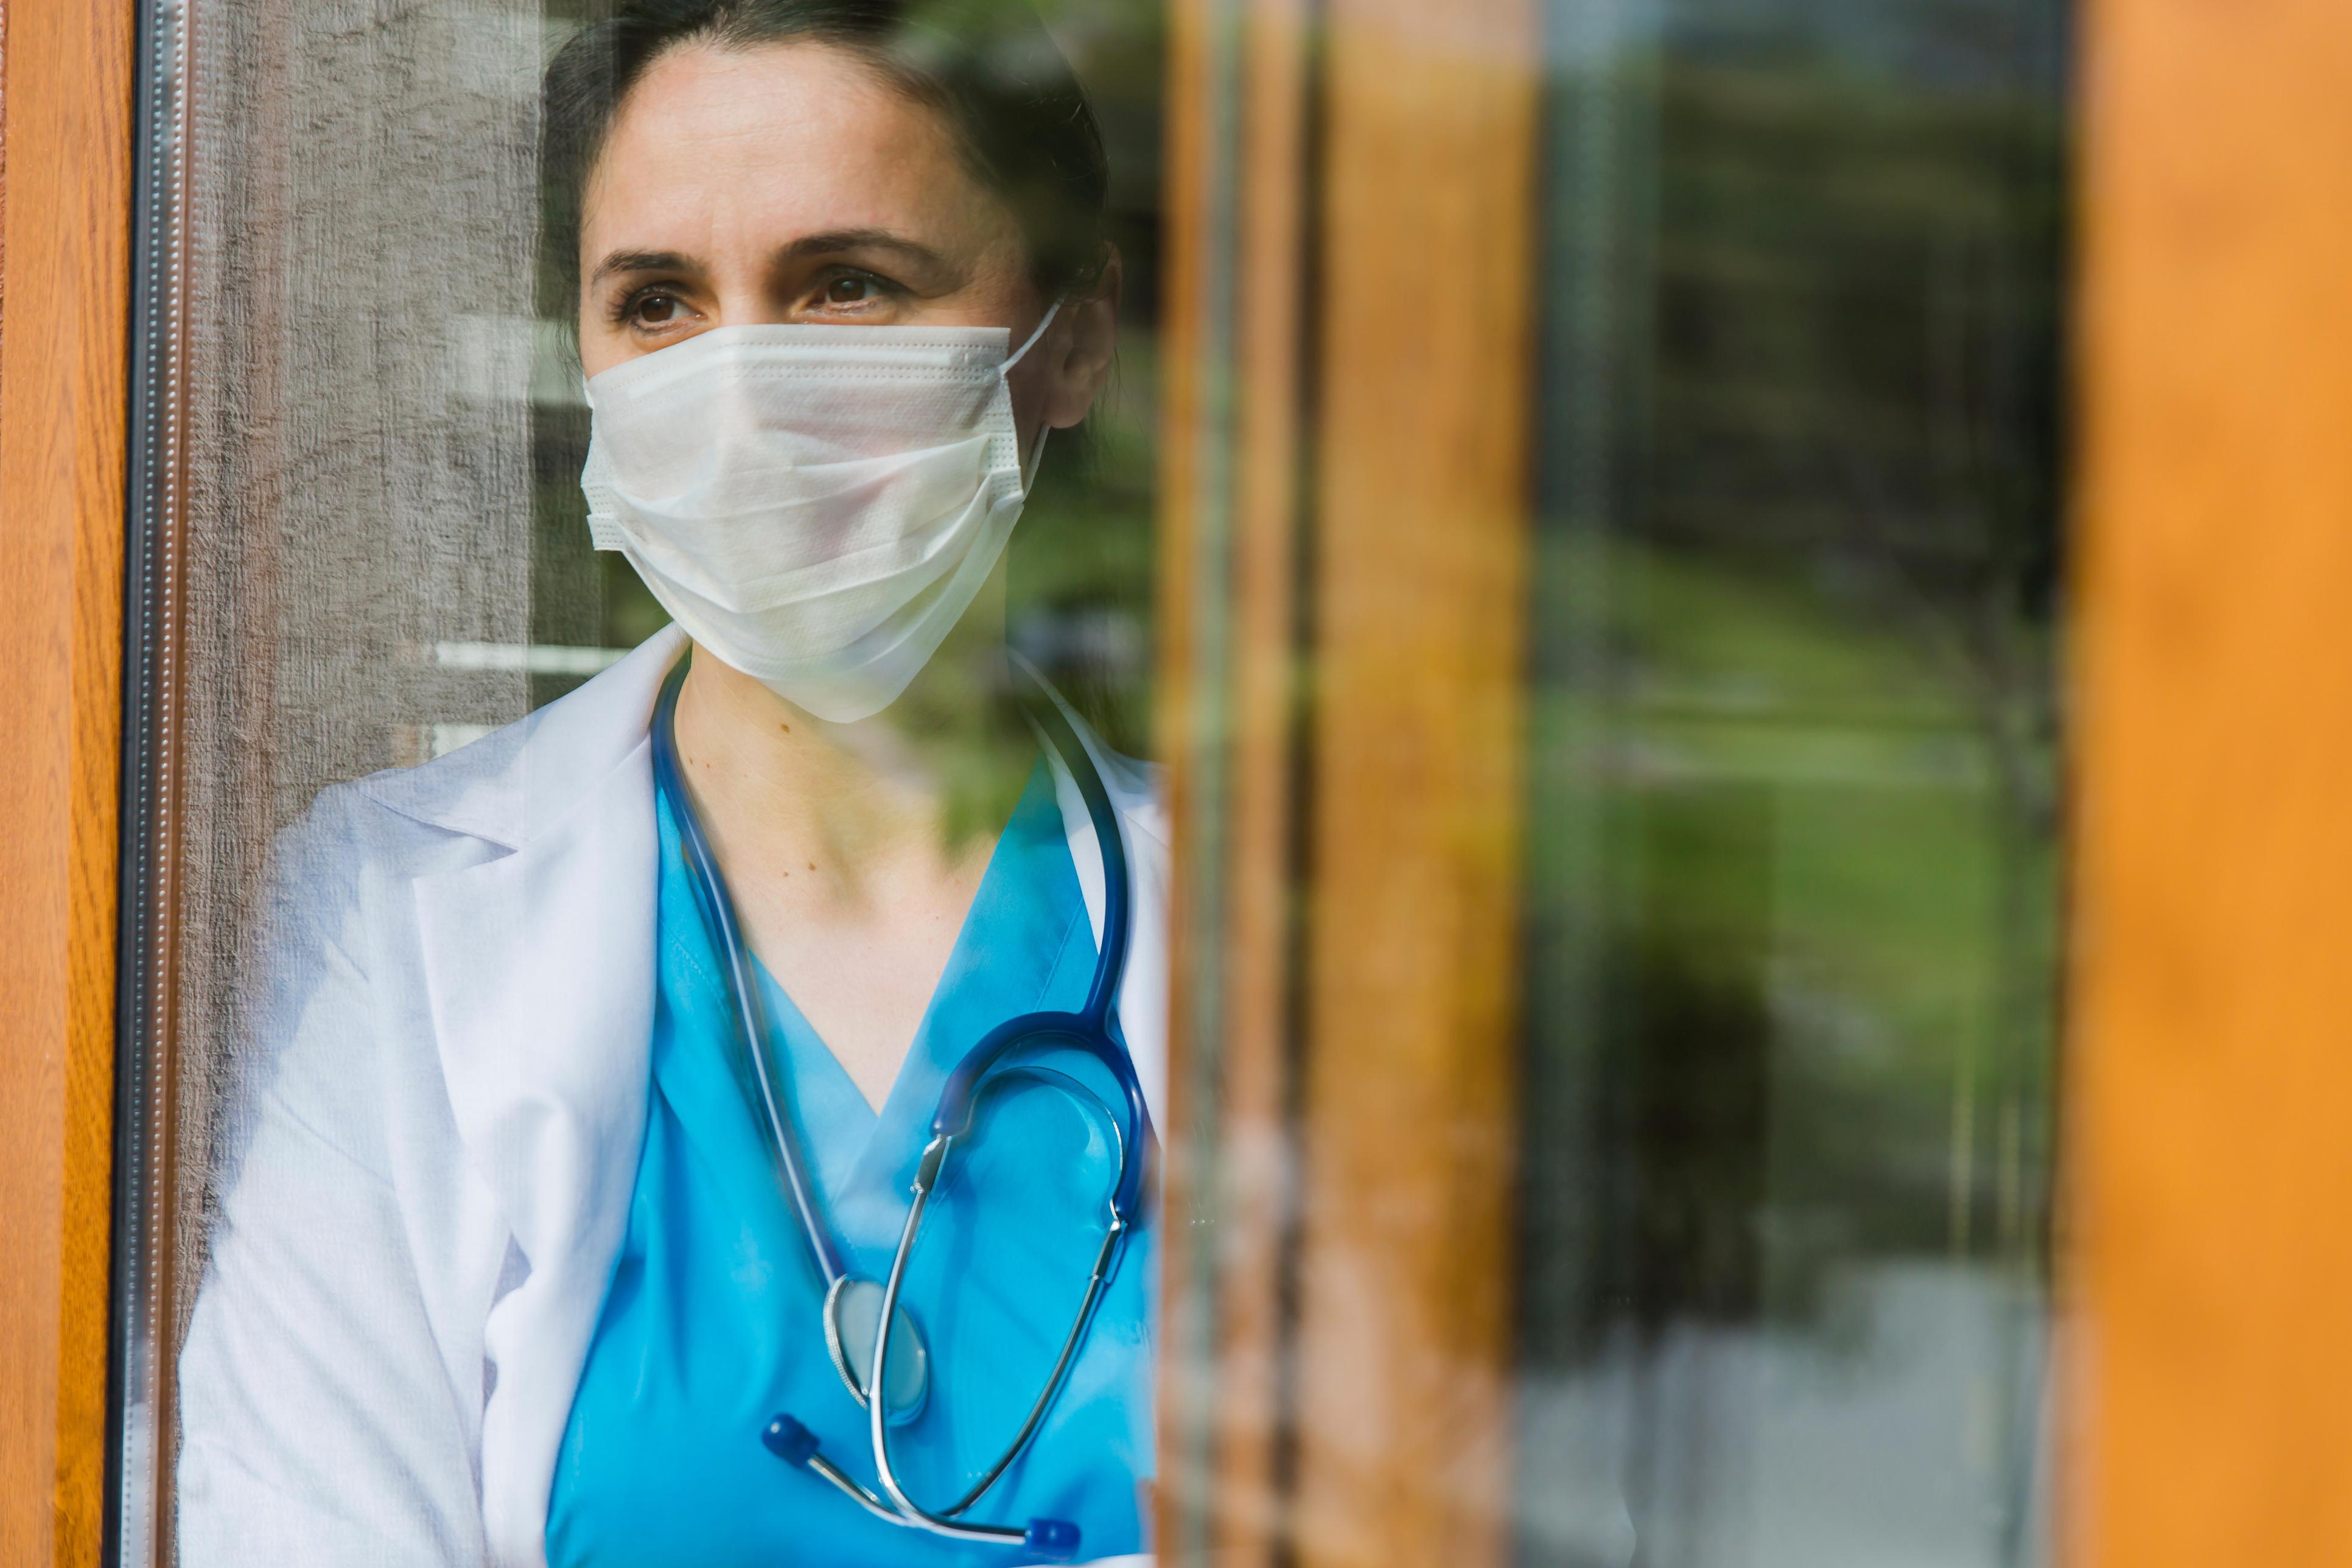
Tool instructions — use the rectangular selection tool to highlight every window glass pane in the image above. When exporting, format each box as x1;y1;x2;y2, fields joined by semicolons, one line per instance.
112;0;2067;1555
118;2;545;1549
119;2;1168;1558
1519;1;2067;1563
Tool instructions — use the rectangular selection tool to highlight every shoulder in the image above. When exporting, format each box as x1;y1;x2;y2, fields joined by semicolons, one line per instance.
232;747;515;1161
281;763;503;894
234;755;513;1158
292;625;688;878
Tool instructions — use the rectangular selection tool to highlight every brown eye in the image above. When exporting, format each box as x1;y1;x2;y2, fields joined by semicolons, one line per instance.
825;275;872;304
633;292;682;326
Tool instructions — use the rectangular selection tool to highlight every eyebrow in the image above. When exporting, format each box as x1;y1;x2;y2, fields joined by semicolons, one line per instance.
589;248;704;287
586;231;959;290
775;228;953;273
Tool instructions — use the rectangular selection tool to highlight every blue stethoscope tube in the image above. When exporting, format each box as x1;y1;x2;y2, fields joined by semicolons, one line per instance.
648;657;1150;1561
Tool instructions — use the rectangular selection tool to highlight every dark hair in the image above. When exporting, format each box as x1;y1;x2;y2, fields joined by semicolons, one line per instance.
541;0;1110;320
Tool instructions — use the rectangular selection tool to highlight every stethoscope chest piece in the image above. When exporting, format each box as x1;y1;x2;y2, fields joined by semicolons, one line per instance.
824;1275;930;1425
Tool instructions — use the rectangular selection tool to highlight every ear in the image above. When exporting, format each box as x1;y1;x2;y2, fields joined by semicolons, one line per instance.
1038;249;1124;430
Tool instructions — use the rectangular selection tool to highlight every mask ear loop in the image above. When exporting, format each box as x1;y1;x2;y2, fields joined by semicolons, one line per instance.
1018;424;1053;495
1003;296;1065;373
1002;296;1066;496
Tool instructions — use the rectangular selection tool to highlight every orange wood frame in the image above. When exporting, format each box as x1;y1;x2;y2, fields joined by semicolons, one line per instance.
1290;4;1536;1563
1152;0;1315;1558
0;0;134;1561
1155;2;1538;1563
2067;0;2352;1563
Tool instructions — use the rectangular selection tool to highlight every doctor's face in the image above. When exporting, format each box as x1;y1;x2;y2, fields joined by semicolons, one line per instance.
576;41;1077;429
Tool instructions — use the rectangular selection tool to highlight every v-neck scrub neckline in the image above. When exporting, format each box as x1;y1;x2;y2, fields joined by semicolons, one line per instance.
544;758;1154;1568
743;764;1096;1250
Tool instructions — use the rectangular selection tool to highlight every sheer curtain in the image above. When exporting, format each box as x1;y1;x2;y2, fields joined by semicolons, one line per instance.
122;0;559;1555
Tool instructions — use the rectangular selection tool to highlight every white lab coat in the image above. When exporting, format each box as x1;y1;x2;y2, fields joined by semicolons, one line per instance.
177;625;1167;1567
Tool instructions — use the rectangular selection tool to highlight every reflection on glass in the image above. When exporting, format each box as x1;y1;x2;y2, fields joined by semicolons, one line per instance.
147;1;1172;1562
1521;1;2067;1564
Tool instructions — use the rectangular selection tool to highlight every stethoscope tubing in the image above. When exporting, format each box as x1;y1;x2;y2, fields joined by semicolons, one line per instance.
872;1071;1131;1533
652;653;1150;1554
652;662;850;1287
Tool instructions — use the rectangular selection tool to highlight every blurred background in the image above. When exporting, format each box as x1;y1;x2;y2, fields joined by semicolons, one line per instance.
1518;2;2065;1563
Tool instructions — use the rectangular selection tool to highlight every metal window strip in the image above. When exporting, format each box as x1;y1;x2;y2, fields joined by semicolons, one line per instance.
112;0;194;1561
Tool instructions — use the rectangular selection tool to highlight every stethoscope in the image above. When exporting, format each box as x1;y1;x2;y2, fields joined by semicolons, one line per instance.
649;657;1150;1562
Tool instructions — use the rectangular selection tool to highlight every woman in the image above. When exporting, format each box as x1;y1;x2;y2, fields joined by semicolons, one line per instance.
175;5;1165;1564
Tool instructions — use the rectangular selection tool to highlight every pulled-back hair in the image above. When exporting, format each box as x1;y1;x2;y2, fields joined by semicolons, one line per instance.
541;0;1110;319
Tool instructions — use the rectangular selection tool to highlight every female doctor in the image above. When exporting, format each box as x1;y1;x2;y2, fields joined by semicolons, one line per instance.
175;4;1166;1564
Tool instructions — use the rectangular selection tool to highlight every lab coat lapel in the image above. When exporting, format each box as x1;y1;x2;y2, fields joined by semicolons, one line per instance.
404;627;684;1568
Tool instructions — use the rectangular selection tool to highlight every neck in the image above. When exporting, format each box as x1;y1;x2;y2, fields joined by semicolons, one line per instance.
670;566;1032;896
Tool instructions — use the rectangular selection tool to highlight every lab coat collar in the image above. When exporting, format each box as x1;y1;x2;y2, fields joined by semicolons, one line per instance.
360;625;690;851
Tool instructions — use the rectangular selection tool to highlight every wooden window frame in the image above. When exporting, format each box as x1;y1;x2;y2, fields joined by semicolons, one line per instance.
0;0;136;1562
1153;3;1538;1563
2066;1;2352;1563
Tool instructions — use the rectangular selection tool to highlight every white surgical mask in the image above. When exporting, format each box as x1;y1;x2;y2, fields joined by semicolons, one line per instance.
580;303;1060;722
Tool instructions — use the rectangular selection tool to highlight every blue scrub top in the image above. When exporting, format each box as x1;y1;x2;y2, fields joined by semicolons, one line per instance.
545;759;1153;1567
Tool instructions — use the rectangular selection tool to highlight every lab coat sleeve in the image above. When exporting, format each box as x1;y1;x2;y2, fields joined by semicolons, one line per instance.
178;788;492;1566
